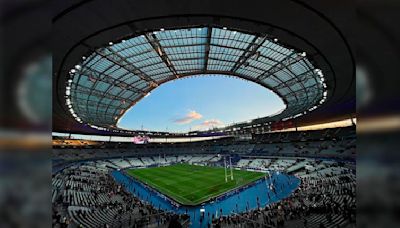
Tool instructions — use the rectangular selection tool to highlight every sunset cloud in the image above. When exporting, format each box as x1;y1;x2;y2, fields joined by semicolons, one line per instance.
192;119;225;131
174;110;203;124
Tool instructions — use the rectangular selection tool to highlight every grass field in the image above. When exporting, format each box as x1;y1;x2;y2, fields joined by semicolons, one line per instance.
126;163;265;205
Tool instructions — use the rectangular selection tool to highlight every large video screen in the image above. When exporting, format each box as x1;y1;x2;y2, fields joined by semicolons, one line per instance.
132;135;150;144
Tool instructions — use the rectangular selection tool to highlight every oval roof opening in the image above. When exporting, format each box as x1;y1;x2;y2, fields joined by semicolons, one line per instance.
117;75;285;132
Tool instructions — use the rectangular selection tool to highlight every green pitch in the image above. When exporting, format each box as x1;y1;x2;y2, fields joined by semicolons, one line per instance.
126;163;265;205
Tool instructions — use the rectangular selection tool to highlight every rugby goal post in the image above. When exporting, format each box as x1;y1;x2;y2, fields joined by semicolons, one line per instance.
224;155;234;182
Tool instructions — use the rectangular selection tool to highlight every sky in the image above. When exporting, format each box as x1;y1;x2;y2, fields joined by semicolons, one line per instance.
117;75;285;132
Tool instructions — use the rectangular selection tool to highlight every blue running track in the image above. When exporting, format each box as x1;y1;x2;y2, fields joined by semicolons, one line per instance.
112;169;300;227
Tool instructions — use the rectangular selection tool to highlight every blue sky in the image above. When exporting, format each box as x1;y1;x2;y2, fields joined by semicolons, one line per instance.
118;75;285;132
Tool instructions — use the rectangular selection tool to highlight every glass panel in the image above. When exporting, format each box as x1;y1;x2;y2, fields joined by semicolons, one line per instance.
68;26;323;127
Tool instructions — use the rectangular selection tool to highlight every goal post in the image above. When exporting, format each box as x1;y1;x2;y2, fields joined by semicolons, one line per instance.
224;156;227;182
224;155;234;182
229;156;234;181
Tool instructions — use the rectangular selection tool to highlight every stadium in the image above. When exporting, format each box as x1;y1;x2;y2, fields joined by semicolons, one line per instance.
52;1;356;227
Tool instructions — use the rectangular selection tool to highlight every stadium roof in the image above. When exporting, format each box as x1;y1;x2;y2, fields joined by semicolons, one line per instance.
53;0;355;135
66;27;326;130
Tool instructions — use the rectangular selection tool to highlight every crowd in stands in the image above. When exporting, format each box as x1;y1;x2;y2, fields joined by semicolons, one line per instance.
52;154;355;227
52;126;355;227
53;127;355;162
213;166;356;228
52;164;188;228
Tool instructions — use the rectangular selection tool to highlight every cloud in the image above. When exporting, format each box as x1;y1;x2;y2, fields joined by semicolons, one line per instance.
174;110;203;124
192;119;225;131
